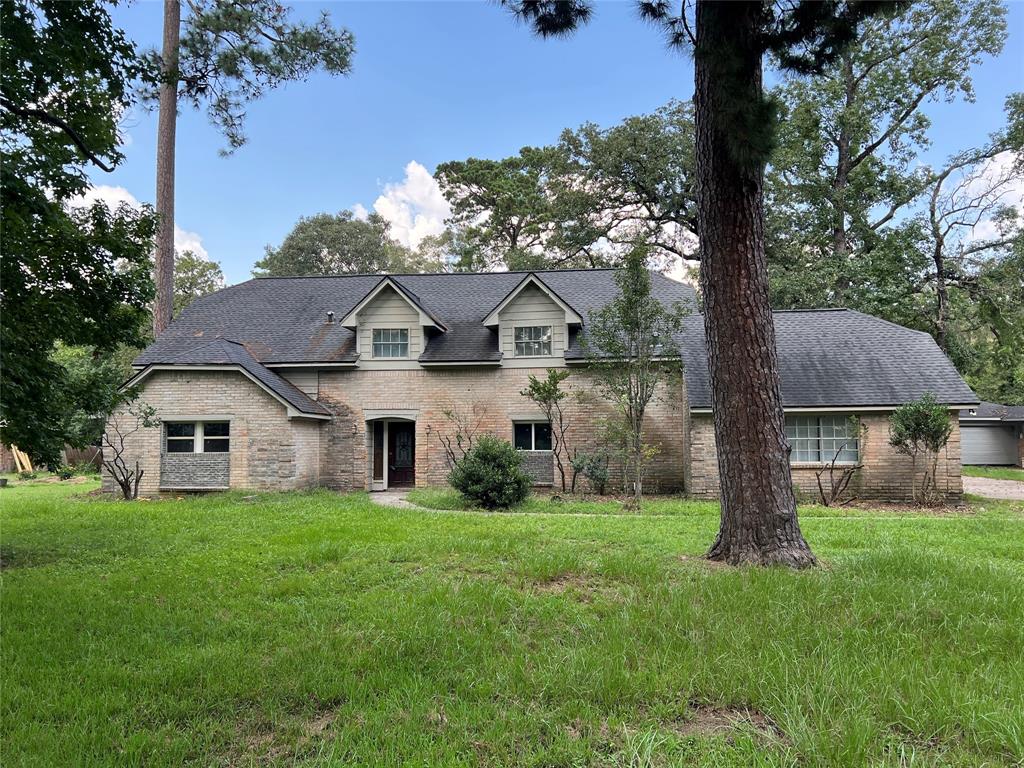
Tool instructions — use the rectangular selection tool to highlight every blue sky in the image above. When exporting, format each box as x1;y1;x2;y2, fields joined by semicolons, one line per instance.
89;1;1024;284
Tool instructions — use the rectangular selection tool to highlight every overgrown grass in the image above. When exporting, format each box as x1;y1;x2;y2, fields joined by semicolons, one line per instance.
3;481;1022;766
964;465;1024;482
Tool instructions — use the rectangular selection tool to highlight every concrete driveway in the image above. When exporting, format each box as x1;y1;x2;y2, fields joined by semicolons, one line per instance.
964;476;1024;501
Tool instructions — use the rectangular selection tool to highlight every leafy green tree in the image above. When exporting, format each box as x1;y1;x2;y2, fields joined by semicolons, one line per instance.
919;96;1023;353
767;0;1007;320
889;394;954;504
149;1;356;334
501;0;890;566
0;0;157;466
582;248;687;508
254;211;438;276
435;101;697;270
521;369;575;492
50;344;140;452
435;148;560;270
174;250;225;315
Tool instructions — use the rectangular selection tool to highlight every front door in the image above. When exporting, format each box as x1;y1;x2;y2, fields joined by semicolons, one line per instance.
387;421;415;487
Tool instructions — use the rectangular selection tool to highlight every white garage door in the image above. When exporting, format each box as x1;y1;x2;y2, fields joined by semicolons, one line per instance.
961;424;1019;465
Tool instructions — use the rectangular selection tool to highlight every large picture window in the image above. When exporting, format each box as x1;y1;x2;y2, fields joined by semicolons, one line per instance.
513;326;552;357
513;422;552;451
164;421;230;454
372;328;409;358
785;415;859;463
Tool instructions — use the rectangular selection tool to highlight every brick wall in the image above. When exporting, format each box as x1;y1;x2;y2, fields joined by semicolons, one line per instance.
102;370;322;496
688;411;963;502
316;367;686;493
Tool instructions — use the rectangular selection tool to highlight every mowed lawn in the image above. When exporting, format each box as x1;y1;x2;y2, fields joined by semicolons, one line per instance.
2;481;1023;767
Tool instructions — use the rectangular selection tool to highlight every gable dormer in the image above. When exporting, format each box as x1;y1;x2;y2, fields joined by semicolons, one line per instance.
340;277;446;368
483;274;583;367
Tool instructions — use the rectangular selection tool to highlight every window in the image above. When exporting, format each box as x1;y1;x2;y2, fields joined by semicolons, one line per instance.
165;422;195;453
164;421;230;454
785;415;858;463
372;328;409;358
514;326;552;357
514;422;552;451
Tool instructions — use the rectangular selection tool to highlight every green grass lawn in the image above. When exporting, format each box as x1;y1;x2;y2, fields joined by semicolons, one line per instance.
2;482;1023;767
963;465;1024;482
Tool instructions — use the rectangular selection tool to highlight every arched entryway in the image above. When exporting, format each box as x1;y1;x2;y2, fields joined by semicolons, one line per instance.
367;417;416;491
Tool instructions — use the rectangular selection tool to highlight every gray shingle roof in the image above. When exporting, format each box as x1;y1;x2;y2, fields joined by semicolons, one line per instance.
678;309;977;409
138;339;330;417
960;401;1024;421
137;270;975;410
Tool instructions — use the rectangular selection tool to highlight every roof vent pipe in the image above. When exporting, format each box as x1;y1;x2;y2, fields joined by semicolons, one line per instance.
326;311;335;324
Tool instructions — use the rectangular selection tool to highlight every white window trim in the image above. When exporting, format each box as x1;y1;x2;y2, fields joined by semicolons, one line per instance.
785;414;860;465
164;420;230;455
513;421;552;452
513;325;553;358
370;327;411;360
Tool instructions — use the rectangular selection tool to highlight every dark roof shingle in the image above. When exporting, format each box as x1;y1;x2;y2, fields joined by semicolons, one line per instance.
137;270;975;409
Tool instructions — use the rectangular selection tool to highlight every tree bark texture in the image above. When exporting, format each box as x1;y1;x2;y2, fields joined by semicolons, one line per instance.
153;0;180;336
695;1;816;568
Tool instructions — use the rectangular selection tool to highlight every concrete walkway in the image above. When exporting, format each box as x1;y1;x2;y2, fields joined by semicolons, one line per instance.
964;476;1024;501
369;490;424;510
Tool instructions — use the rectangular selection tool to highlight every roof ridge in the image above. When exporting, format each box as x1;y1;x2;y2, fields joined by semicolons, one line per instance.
250;267;639;280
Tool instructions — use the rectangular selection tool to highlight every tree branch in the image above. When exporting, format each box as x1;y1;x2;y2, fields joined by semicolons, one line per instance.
0;96;116;172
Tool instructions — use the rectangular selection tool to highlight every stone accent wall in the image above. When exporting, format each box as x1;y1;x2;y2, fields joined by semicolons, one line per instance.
520;451;554;485
316;367;686;493
688;411;963;502
102;370;322;496
159;454;229;489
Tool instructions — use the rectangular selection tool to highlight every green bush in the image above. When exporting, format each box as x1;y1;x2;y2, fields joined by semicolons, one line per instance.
448;435;531;510
571;450;609;494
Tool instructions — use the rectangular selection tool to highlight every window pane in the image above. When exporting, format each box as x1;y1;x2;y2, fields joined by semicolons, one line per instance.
372;328;409;358
166;422;195;437
204;422;229;437
533;423;552;450
514;423;533;450
166;438;194;453
203;438;229;453
514;326;552;356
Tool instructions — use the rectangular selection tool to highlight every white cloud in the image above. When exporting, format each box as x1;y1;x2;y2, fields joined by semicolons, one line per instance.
73;184;210;260
351;202;370;221
358;161;450;250
965;151;1024;242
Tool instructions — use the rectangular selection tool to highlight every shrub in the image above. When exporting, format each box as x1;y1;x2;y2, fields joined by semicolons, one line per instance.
18;470;37;481
57;465;74;481
571;450;610;494
889;394;953;504
448;435;531;510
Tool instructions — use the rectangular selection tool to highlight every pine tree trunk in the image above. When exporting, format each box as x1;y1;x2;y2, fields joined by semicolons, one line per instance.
695;0;816;568
153;0;180;336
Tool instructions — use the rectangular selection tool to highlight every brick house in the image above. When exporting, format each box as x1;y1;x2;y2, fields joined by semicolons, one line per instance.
108;269;977;500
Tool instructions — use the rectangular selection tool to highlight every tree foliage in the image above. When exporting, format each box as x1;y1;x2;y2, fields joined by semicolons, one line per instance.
146;0;356;153
765;0;1022;402
521;369;575;492
254;210;440;276
435;101;697;271
0;0;157;465
175;250;225;315
889;394;953;504
582;248;687;507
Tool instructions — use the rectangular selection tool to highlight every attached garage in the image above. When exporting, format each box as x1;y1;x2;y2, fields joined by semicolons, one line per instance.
960;402;1024;466
961;424;1020;465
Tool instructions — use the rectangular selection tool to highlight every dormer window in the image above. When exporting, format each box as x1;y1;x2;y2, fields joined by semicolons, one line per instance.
372;328;409;358
514;326;552;357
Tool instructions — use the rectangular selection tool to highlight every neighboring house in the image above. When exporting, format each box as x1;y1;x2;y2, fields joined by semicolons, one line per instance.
959;402;1024;467
107;269;977;500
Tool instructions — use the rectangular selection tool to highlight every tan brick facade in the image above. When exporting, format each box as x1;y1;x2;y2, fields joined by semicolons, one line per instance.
687;412;963;502
315;367;686;493
107;367;962;502
102;370;322;496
